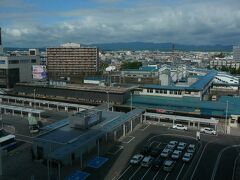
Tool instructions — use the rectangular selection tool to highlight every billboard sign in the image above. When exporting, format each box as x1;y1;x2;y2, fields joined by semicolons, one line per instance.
32;65;47;80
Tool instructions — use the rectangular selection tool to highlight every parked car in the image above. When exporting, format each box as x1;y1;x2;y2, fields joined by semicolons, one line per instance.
172;124;188;131
167;141;178;149
150;147;162;157
130;154;144;165
141;156;154;167
171;150;182;160
187;144;196;153
200;127;216;135
163;160;176;172
177;142;187;151
182;152;193;162
152;159;162;170
161;148;172;158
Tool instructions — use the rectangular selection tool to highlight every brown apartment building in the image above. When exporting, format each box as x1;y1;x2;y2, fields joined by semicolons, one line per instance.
47;43;99;82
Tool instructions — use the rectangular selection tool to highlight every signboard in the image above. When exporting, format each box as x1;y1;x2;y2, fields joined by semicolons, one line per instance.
156;108;166;113
32;65;47;80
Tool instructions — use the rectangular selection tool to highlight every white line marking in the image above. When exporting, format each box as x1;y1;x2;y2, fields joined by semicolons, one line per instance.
138;124;150;131
116;165;132;180
232;153;240;180
129;166;142;180
211;145;240;180
107;146;123;155
163;173;169;180
152;170;160;180
140;167;152;180
190;139;219;180
121;136;135;144
176;163;185;180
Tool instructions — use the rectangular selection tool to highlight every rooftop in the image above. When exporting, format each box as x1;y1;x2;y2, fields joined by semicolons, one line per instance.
125;95;240;117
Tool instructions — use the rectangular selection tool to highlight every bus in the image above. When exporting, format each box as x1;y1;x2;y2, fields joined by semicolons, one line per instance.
0;134;17;151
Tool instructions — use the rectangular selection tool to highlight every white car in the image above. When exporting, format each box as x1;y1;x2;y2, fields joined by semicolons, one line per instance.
141;156;154;167
182;152;193;162
171;150;182;160
187;144;196;153
177;142;187;151
161;148;172;158
173;124;188;131
200;127;217;135
130;154;144;165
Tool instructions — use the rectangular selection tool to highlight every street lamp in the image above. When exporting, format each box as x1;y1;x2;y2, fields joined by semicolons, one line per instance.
225;100;229;134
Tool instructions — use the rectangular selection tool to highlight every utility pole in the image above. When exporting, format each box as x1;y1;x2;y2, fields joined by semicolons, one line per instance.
33;89;36;109
107;91;109;111
130;92;132;111
225;100;229;134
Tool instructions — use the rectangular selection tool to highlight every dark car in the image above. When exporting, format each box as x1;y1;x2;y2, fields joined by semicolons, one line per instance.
141;145;152;155
152;159;162;170
150;147;162;157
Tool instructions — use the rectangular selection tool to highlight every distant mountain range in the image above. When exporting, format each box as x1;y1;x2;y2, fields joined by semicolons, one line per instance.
4;42;233;52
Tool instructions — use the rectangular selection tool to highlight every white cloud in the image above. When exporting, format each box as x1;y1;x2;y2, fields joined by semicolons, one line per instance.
1;0;240;47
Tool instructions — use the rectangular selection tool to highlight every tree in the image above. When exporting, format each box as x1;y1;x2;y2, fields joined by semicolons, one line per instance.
121;61;142;70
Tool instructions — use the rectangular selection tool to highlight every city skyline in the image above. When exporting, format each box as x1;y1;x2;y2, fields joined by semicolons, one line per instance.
1;0;240;47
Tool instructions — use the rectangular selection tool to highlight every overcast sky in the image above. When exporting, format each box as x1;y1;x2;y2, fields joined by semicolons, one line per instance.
1;0;240;47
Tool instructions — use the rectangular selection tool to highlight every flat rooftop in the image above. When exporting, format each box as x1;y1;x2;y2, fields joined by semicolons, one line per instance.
125;95;240;117
16;83;130;94
36;110;124;144
142;70;217;91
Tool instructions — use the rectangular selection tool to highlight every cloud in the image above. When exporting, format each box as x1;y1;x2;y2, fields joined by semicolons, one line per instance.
1;0;240;47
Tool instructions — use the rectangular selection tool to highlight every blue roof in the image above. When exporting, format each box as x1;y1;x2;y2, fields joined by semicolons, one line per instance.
142;84;186;91
35;108;145;161
125;95;240;117
188;71;217;91
142;70;217;91
139;66;157;72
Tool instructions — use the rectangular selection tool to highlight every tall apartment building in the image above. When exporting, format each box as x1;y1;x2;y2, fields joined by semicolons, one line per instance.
47;43;99;81
233;45;240;62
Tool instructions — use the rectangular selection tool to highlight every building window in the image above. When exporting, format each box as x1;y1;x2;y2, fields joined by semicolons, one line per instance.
164;90;167;94
170;91;173;94
9;60;19;64
0;60;5;64
31;59;36;63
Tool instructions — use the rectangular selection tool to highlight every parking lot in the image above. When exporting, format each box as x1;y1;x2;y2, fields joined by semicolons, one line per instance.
116;134;200;180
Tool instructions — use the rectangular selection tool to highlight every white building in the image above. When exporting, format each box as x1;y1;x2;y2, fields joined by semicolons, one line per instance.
0;49;40;89
233;45;240;62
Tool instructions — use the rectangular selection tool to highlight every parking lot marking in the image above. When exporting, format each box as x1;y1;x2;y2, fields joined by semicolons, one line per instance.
232;153;240;180
129;166;142;180
121;136;135;144
211;145;240;180
152;170;160;180
140;167;152;180
163;173;169;180
107;146;123;155
138;124;149;131
190;139;218;180
115;165;132;180
176;163;185;180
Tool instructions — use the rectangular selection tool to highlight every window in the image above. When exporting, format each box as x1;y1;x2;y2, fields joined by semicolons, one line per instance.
31;59;36;63
9;60;19;64
0;60;5;64
164;90;167;94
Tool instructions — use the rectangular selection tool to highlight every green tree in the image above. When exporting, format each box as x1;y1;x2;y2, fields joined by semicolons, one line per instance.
121;61;142;70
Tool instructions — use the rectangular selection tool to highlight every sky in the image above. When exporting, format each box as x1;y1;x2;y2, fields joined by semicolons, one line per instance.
1;0;240;47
